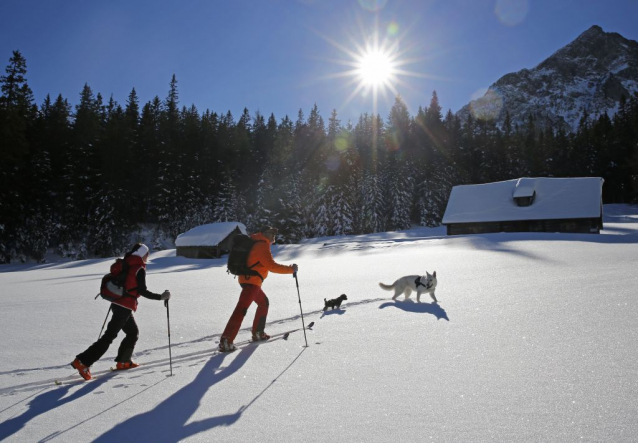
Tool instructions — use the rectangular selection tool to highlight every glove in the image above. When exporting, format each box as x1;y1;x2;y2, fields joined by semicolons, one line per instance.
292;264;298;274
160;290;171;301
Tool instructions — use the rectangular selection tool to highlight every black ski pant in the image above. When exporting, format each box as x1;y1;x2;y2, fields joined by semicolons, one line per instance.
76;304;139;366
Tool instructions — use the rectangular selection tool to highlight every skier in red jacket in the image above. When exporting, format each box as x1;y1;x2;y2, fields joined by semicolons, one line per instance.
71;243;171;380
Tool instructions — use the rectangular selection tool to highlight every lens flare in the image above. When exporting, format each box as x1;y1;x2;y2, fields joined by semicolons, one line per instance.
470;88;504;121
357;0;388;12
335;136;349;152
494;0;529;27
387;21;399;36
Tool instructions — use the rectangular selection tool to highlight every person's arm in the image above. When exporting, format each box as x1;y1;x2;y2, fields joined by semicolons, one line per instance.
136;268;164;300
255;242;295;274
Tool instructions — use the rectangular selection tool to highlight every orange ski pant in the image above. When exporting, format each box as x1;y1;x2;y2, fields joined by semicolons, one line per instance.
221;284;269;342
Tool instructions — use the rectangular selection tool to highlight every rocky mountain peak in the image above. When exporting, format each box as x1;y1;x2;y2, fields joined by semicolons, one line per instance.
458;26;638;132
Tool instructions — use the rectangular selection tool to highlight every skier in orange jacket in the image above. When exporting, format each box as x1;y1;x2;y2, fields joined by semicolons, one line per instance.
219;226;297;352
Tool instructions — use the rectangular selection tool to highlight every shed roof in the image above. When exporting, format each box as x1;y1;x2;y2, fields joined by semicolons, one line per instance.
442;177;604;224
175;222;247;247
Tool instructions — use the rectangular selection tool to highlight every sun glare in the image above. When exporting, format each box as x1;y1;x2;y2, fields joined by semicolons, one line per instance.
315;16;434;118
357;49;394;86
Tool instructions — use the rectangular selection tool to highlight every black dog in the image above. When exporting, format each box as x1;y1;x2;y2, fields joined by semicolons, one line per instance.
324;294;348;311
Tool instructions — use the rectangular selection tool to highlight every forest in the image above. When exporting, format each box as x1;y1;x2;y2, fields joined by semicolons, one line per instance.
1;50;638;262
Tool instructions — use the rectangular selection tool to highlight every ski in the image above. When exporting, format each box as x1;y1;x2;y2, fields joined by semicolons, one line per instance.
54;375;97;385
219;326;311;352
110;363;141;372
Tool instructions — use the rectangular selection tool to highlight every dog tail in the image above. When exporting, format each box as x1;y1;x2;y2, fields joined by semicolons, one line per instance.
378;282;394;291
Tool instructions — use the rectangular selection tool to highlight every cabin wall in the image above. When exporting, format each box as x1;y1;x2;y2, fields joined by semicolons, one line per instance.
446;217;602;235
176;246;220;259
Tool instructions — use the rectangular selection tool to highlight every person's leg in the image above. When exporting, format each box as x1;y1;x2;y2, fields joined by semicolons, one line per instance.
221;284;259;342
115;312;139;363
76;305;132;367
252;288;269;335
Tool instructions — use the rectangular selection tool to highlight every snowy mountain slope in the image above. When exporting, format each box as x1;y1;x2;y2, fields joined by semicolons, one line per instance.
458;26;638;131
1;204;637;442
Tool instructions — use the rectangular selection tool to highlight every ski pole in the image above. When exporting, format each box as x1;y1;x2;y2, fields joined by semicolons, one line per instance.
165;299;173;376
98;305;112;340
293;272;309;347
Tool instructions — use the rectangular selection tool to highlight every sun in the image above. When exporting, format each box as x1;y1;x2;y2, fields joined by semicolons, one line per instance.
316;23;428;116
313;16;437;119
357;49;395;86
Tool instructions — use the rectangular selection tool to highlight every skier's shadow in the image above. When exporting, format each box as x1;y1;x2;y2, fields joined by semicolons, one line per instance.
379;300;449;321
0;373;112;440
93;345;306;441
90;346;256;442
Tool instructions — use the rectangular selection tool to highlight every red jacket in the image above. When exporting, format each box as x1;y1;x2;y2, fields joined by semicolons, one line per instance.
238;233;295;287
112;255;145;311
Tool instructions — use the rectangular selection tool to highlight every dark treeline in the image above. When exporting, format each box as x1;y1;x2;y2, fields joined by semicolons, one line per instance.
2;50;638;263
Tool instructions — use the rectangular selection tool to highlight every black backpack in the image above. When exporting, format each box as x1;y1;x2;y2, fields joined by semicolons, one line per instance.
227;234;264;281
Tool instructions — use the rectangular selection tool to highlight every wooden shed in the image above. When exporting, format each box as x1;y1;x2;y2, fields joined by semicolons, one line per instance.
175;222;247;258
442;177;604;235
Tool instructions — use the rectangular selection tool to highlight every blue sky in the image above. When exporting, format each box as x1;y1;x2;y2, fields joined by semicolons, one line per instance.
2;0;637;124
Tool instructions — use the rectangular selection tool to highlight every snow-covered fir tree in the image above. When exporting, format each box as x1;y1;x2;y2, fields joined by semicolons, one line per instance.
385;161;414;231
212;171;240;223
361;170;386;233
277;171;305;243
329;184;354;236
89;187;132;257
312;184;334;237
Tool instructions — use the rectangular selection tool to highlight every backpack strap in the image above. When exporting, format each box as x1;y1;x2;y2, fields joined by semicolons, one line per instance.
245;240;266;281
246;261;264;281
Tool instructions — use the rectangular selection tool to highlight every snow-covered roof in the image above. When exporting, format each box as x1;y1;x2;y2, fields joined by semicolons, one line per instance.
175;222;247;247
442;177;603;224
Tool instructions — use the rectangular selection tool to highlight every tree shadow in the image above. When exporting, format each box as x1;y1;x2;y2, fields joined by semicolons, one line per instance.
379;300;449;321
0;373;113;440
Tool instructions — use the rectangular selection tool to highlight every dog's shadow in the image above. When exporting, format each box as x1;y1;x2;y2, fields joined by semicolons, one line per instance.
379;300;449;321
320;308;347;319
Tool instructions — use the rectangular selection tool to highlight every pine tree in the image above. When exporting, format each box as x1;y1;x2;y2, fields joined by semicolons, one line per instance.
212;170;239;223
329;185;354;236
385;160;414;231
138;96;163;221
155;75;185;239
385;96;411;159
55;84;103;258
0;50;36;261
361;170;386;233
313;184;334;237
277;172;305;243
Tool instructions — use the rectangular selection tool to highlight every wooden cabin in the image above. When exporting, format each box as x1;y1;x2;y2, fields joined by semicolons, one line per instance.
442;177;604;235
175;222;247;258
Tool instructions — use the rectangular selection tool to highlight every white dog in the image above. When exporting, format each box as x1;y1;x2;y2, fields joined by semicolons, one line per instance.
379;272;438;303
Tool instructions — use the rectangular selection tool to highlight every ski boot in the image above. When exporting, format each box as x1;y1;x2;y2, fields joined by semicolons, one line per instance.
218;337;237;352
252;331;271;342
115;361;140;370
71;358;92;380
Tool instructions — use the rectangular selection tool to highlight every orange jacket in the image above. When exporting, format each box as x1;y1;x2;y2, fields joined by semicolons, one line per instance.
239;233;294;287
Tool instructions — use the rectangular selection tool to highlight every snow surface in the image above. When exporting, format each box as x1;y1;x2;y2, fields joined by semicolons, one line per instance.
443;177;603;224
1;204;637;442
175;222;247;247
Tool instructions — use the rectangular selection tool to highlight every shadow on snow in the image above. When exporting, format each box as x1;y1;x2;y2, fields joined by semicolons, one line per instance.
379;300;449;321
92;345;306;441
